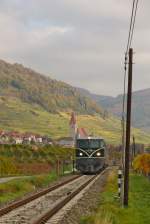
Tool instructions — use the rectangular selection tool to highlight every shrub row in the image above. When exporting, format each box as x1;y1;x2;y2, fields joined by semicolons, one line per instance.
0;145;74;176
133;153;150;176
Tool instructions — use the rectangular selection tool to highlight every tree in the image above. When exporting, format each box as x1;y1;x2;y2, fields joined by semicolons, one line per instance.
133;154;150;176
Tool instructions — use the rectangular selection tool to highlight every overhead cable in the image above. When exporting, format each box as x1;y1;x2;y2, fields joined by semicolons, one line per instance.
121;0;139;150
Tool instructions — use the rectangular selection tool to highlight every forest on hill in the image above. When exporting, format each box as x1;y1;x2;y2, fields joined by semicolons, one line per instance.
0;60;102;115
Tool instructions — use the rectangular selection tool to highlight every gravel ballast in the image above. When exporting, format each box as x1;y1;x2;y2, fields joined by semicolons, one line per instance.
47;168;112;224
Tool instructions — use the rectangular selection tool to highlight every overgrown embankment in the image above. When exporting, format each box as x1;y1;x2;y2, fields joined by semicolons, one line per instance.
0;144;75;205
0;144;74;176
81;171;150;224
0;173;58;204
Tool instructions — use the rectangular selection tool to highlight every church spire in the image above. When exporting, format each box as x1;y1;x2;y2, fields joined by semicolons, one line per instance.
69;112;77;127
69;112;77;142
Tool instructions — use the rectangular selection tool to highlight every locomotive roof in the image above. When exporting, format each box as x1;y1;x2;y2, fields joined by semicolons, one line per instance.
76;136;104;140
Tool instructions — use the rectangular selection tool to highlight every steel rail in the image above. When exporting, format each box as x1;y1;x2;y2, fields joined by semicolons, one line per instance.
0;175;81;217
33;174;100;224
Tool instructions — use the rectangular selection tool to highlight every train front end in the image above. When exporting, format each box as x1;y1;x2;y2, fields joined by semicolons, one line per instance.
75;137;106;174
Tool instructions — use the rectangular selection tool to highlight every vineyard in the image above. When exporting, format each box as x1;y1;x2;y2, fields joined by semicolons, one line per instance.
0;145;74;176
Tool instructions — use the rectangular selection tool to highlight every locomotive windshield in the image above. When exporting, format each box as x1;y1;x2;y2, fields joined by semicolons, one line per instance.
76;139;105;150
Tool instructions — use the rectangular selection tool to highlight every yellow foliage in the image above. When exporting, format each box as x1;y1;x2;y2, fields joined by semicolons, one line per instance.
0;156;18;176
133;154;150;175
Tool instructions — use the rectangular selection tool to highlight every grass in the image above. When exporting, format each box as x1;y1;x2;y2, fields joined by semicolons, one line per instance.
77;114;150;145
81;171;150;224
0;97;69;138
0;97;150;145
0;172;58;204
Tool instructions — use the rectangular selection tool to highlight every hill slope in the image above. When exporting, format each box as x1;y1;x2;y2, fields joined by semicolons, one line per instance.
0;97;149;144
0;59;150;144
0;60;101;115
86;89;150;132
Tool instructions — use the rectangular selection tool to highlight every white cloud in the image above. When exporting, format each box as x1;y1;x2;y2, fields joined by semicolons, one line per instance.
0;0;149;96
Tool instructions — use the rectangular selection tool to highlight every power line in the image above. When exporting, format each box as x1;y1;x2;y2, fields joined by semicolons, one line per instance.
126;0;136;54
129;0;139;48
121;0;139;149
121;0;139;205
121;54;127;167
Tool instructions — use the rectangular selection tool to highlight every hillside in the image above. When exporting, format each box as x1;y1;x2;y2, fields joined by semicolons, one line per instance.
77;87;116;109
0;97;149;144
0;59;150;144
85;89;150;132
0;60;101;115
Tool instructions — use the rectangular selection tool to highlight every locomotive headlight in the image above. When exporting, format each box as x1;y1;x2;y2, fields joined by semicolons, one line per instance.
96;152;101;156
79;152;83;156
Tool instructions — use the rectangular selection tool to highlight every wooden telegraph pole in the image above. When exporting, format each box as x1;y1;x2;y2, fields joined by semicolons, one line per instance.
132;135;136;158
123;48;133;206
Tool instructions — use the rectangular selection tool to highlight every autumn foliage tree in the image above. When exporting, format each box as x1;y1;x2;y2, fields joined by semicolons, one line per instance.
0;156;18;176
133;154;150;176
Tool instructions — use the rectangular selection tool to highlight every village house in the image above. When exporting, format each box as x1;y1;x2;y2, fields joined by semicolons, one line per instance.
34;134;43;143
42;136;53;145
8;131;24;144
22;133;34;144
0;130;53;145
57;137;74;147
0;131;11;144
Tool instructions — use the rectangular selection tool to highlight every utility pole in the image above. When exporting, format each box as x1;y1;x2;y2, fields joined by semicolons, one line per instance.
132;135;136;158
130;136;135;168
132;135;136;162
123;48;133;206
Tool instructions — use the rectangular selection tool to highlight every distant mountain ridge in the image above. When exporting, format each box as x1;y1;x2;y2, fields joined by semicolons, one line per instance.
77;87;150;132
77;87;115;107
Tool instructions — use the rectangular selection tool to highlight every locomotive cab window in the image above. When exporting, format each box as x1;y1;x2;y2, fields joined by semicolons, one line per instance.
89;139;100;149
76;139;89;149
76;139;105;150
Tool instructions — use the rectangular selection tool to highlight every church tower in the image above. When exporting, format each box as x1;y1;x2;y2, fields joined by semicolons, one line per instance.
69;112;77;142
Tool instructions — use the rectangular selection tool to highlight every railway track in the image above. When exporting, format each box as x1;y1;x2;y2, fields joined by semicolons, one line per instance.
0;175;80;217
0;169;107;224
0;175;89;223
33;175;97;224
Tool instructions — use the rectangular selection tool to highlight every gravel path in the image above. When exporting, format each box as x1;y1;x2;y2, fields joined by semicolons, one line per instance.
0;176;30;184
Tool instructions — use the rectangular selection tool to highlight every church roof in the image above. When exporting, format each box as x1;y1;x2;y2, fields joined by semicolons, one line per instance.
77;128;88;137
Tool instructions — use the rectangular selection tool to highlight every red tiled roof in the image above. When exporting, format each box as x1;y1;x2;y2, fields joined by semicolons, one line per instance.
77;128;88;137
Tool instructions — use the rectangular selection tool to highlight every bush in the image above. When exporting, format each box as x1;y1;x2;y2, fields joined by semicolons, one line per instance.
133;154;150;175
0;156;18;176
29;172;57;188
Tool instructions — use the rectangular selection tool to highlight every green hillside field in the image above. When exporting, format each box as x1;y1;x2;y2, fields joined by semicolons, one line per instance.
0;96;150;145
0;59;149;145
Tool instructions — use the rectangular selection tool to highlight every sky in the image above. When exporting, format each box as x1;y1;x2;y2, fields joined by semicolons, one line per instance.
0;0;150;96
